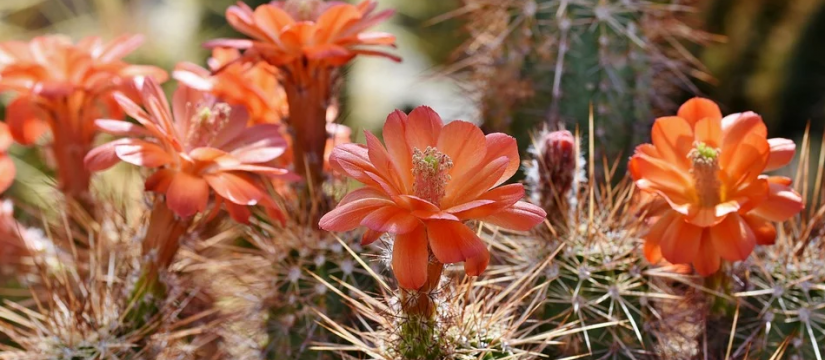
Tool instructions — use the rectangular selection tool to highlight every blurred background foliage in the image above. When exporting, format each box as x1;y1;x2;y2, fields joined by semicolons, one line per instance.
1;0;824;163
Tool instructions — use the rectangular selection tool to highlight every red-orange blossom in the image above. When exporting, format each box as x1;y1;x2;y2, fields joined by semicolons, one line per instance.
630;98;803;275
319;106;547;290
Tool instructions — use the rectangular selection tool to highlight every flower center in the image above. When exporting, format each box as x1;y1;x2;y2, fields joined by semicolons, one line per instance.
688;142;721;207
185;102;232;148
412;147;452;206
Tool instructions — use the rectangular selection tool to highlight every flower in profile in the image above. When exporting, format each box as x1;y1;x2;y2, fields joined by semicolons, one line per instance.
630;98;803;275
206;0;399;201
319;106;547;290
173;48;288;125
0;34;166;202
0;122;15;194
84;77;290;224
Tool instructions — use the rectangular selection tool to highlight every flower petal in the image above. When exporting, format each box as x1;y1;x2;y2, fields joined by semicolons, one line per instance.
360;205;420;234
750;177;804;222
764;138;795;172
659;214;702;265
328;143;380;187
447;183;525;220
442;156;509;208
319;193;393;232
709;213;755;262
225;200;253;224
114;139;173;168
650;116;694;171
382;110;413;190
203;172;269;206
144;169;175;193
479;201;546;231
84;140;123;172
166;171;210;218
677;97;722;125
741;213;777;245
392;225;428;290
482;133;520;187
6;97;48;145
362;229;384;246
693;232;721;276
694;117;722;149
0;154;15;194
405;106;442;151
427;220;487;266
365;130;405;194
628;151;693;213
437;120;487;183
95;119;151;137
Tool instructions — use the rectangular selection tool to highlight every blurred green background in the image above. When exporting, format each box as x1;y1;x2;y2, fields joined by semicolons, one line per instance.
1;0;824;150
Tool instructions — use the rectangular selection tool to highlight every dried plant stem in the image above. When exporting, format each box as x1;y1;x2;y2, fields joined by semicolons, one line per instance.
283;67;333;216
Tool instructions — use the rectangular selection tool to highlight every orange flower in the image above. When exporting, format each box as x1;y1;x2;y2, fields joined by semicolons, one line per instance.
173;48;288;125
0;35;166;200
206;0;399;198
0;122;14;194
629;98;804;275
319;106;547;290
207;0;399;70
84;77;290;224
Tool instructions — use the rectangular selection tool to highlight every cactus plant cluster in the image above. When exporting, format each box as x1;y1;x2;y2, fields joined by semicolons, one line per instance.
456;0;715;157
0;1;823;360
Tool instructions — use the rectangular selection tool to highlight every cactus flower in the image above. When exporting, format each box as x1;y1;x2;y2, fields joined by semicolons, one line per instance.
0;35;166;203
206;0;399;200
630;98;804;275
173;48;288;125
319;106;547;290
0;123;14;194
84;77;290;223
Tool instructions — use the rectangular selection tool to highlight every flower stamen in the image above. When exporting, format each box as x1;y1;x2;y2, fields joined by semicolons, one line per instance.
412;147;452;206
186;102;231;148
688;142;721;207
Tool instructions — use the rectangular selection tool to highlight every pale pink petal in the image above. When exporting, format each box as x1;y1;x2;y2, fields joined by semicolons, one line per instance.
114;139;173;168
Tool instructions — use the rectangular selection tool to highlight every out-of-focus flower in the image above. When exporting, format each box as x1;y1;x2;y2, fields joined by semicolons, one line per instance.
206;0;399;198
0;35;166;201
84;77;290;224
173;48;288;125
0;123;14;194
319;106;546;290
324;122;351;173
630;98;804;275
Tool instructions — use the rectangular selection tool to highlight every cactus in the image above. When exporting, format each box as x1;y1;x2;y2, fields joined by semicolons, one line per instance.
310;238;578;360
457;0;714;157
